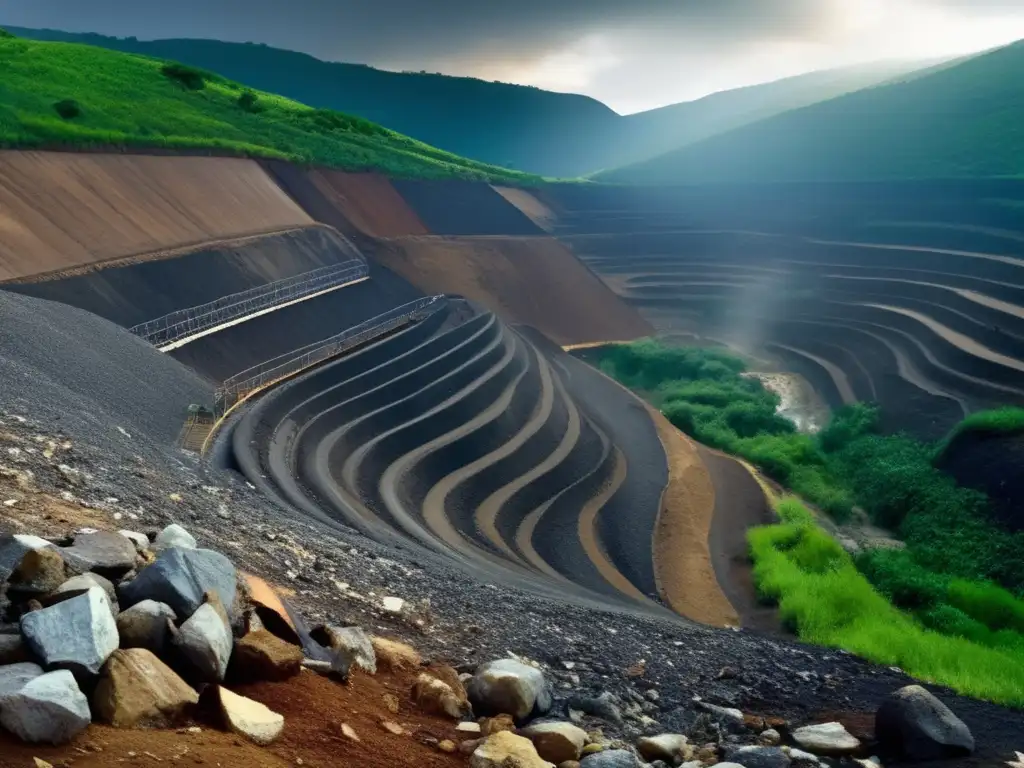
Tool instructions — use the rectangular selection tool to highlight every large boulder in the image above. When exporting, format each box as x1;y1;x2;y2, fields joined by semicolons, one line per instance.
467;659;552;721
44;572;117;609
721;745;790;768
153;524;196;551
118;531;150;552
229;630;303;682
20;586;119;679
92;648;198;727
0;670;91;744
172;601;232;683
470;731;556;768
875;685;974;760
217;686;284;745
520;721;588;763
0;662;44;700
116;600;177;653
792;722;860;755
7;548;66;597
0;535;53;583
118;547;236;621
61;531;137;578
579;749;641;768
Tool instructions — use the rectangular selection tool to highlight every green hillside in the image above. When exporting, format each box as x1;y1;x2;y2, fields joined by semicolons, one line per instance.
599;40;1024;184
8;27;932;178
0;32;540;184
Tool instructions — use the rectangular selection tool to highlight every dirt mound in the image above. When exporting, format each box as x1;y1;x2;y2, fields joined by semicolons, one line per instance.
491;186;557;232
391;180;543;235
262;162;429;238
0;151;311;281
373;236;652;346
0;668;465;768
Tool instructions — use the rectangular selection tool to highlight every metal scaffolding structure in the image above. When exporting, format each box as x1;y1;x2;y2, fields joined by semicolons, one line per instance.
214;295;448;412
130;259;369;348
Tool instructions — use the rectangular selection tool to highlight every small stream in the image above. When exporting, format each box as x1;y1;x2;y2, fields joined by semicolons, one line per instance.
743;371;830;433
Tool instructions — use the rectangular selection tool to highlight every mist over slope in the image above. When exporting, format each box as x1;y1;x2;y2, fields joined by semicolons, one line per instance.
600;40;1024;184
8;27;933;177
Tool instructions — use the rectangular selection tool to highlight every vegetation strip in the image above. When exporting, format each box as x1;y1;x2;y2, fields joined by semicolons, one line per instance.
579;339;1024;706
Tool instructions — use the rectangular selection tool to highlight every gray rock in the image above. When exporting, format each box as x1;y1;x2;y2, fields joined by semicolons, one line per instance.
697;700;746;732
153;524;196;551
118;531;150;552
21;586;119;679
116;600;177;653
567;691;623;725
0;534;52;583
792;722;860;755
61;531;137;578
760;728;782;746
0;669;91;744
44;572;117;609
118;547;236;621
467;659;552;721
0;661;44;700
722;745;791;768
579;749;641;768
875;685;974;760
311;625;376;673
172;602;232;682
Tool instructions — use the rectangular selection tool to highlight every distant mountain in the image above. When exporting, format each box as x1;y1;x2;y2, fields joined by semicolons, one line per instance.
599;41;1024;184
7;27;934;178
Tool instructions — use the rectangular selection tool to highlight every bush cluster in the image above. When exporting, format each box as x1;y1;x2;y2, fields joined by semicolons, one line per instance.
160;61;214;91
52;98;82;120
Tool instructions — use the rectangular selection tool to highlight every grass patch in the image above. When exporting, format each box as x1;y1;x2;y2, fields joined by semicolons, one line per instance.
748;513;1024;707
0;36;542;184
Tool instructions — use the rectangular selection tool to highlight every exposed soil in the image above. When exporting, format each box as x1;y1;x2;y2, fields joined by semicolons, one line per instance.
646;404;738;628
938;430;1024;532
307;170;430;238
373;236;653;346
491;186;557;232
700;446;782;633
0;151;310;281
0;668;468;768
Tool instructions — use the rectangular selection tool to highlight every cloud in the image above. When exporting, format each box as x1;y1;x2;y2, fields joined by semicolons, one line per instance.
3;0;1024;111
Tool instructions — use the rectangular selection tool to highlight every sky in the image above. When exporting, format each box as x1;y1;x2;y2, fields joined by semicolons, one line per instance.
3;0;1024;113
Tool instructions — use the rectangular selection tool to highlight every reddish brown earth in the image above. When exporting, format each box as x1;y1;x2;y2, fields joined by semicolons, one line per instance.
0;668;469;768
491;186;557;232
307;169;430;237
0;152;311;281
373;235;653;345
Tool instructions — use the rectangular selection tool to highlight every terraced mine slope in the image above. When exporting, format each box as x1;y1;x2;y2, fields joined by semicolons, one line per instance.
225;301;684;615
531;182;1024;439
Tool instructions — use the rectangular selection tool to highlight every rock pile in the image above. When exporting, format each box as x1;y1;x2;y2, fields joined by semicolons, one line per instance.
0;524;368;747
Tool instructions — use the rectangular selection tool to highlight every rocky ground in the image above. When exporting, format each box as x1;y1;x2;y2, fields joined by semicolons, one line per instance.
0;398;1021;767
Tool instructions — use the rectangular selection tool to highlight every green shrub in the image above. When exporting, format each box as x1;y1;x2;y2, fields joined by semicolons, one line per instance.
948;579;1024;633
819;402;879;452
775;496;816;525
237;90;262;113
52;99;82;120
0;27;15;39
856;548;947;610
160;61;213;90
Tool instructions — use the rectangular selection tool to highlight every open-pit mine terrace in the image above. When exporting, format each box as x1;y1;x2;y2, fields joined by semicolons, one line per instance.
0;151;745;628
7;152;1021;627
